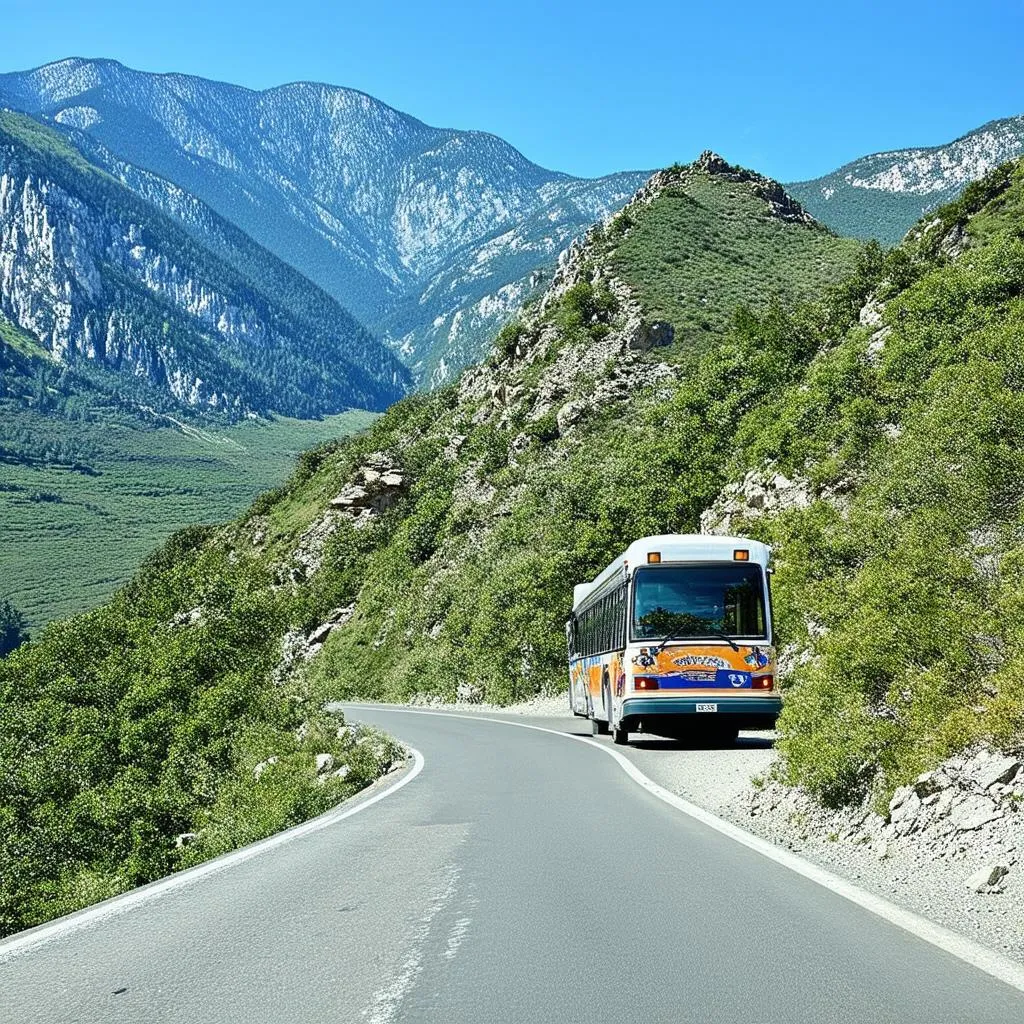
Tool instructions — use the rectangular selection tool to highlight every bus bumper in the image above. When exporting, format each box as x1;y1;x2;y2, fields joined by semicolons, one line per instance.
620;696;781;733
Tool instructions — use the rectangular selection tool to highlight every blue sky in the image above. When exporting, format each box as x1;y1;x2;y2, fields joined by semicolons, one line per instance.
3;0;1023;181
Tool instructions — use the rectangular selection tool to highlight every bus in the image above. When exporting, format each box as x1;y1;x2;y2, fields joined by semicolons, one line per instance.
565;534;780;745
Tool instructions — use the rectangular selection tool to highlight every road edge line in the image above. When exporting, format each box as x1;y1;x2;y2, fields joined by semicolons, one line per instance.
0;747;425;962
348;704;1024;995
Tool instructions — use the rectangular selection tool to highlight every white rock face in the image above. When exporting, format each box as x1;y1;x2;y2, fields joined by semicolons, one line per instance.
700;467;814;536
843;119;1024;195
0;162;252;407
788;114;1024;243
0;58;649;381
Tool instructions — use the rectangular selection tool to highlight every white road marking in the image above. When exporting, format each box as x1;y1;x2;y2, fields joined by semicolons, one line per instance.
0;749;425;963
443;915;473;961
348;705;1024;996
363;864;461;1024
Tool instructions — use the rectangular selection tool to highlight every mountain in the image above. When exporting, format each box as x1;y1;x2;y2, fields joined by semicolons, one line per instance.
0;110;409;417
1;152;876;929
0;58;648;381
788;114;1024;244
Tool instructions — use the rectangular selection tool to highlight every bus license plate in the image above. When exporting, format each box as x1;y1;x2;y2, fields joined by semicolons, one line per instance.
695;703;718;713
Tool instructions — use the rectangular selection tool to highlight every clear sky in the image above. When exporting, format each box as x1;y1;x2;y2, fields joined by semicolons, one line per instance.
3;0;1023;182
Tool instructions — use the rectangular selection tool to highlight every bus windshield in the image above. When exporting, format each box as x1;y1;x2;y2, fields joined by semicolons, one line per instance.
632;564;767;641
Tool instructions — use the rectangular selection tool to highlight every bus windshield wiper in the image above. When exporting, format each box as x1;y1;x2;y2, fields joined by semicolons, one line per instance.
654;630;740;654
708;631;741;653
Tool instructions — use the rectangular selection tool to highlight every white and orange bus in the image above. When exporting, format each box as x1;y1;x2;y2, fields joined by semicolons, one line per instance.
566;534;779;745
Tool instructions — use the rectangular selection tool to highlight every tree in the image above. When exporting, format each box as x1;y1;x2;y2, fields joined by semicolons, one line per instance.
0;599;29;657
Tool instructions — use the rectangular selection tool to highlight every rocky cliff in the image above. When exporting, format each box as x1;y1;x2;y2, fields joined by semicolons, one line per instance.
0;110;410;416
788;114;1024;244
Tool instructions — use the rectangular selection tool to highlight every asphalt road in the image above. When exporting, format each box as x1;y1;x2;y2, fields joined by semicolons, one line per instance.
3;707;1024;1024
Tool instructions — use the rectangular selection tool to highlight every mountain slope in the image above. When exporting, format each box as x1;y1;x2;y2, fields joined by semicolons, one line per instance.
788;114;1024;244
14;154;1024;935
0;58;648;379
0;153;875;930
0;110;409;417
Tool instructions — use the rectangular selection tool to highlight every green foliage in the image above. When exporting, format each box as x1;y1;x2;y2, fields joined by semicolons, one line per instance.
8;155;1024;944
0;533;402;936
0;400;375;629
0;598;29;657
495;319;527;359
611;172;862;349
551;280;619;343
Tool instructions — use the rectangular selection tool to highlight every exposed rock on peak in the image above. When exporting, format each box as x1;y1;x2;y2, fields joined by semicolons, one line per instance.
610;150;821;231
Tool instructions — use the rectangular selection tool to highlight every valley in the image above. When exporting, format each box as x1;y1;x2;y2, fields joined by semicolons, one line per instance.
1;407;374;628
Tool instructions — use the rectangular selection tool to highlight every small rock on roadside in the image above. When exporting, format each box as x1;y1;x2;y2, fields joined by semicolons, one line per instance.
965;863;1010;894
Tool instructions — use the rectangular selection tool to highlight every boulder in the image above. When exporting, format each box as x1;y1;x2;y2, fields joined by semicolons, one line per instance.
315;753;335;775
556;400;588;434
253;756;279;781
456;682;484;703
329;483;369;509
627;320;675;352
332;764;351;781
965;863;1010;894
328;459;407;522
913;770;949;798
977;755;1021;792
858;296;885;328
327;605;355;626
949;794;1002;832
174;832;198;850
307;622;335;647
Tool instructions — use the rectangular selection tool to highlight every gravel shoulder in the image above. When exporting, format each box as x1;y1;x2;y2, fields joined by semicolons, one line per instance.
408;696;1024;968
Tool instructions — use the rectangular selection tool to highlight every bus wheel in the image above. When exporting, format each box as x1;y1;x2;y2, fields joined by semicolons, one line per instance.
592;716;609;736
612;723;629;745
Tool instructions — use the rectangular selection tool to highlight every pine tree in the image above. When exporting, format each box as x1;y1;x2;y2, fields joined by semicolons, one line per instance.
0;598;29;657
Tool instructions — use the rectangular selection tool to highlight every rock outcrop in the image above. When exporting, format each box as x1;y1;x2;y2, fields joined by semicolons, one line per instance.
746;745;1023;885
700;467;814;535
328;453;408;523
0;112;409;416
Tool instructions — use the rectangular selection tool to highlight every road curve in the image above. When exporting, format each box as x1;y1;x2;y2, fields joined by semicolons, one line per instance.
3;706;1024;1023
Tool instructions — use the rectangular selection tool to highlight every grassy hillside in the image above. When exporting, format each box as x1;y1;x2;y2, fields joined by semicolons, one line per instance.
6;154;1024;933
612;156;861;345
1;403;375;629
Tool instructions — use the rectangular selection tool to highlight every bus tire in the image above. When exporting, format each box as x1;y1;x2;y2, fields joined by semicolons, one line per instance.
592;716;609;736
605;685;627;745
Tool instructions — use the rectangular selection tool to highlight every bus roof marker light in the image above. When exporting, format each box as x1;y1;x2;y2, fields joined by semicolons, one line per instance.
734;549;749;561
647;552;661;563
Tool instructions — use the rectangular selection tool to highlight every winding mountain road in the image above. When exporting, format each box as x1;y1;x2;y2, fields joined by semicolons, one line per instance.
3;706;1024;1023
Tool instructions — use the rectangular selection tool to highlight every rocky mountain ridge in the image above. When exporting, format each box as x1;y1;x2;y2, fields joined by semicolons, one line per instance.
0;58;647;381
0;110;409;417
788;114;1024;243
